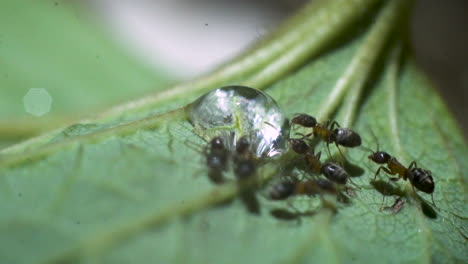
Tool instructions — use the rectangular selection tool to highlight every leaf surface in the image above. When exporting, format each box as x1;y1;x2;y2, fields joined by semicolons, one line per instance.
0;0;466;263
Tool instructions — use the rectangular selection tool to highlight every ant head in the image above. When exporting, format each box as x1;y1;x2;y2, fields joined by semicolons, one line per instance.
236;136;250;154
210;137;224;150
368;151;391;164
409;168;434;194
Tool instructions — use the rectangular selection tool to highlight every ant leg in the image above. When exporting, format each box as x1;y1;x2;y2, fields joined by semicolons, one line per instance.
294;132;311;138
184;139;205;154
298;170;308;181
408;161;418;170
411;185;440;210
328;120;341;130
379;195;387;211
348;177;362;189
325;142;333;160
389;177;399;181
430;194;439;210
316;151;322;160
334;142;347;164
373;166;387;180
379;178;394;211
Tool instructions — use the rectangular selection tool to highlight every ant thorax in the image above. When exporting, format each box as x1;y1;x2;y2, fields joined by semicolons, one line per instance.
313;123;332;143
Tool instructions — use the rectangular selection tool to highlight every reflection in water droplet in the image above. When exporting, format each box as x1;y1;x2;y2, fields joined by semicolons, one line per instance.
187;85;290;157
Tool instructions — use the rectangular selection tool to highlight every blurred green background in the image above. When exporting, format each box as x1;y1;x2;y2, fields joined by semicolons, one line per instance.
1;0;466;149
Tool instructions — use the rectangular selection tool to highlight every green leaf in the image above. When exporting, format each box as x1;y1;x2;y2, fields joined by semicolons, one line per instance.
0;0;467;263
0;0;174;142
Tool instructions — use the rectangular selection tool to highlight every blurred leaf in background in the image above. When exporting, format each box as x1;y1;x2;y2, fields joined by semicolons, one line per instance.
0;0;174;146
0;0;467;264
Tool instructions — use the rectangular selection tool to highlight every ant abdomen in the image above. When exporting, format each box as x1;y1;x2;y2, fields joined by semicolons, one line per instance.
268;181;296;200
291;114;317;128
408;168;434;194
321;162;349;184
330;128;362;147
288;138;310;155
315;179;337;193
234;159;256;179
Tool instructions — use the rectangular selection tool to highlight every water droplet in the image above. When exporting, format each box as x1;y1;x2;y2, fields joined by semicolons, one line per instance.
23;88;52;116
187;85;290;157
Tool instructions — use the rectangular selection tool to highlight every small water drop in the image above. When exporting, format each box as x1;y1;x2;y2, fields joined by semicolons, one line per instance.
187;85;290;157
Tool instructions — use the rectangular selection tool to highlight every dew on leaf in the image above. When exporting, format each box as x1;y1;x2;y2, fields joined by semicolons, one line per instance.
187;85;290;157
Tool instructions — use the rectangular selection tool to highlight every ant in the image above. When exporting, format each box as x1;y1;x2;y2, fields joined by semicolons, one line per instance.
204;137;230;184
366;147;436;206
233;136;257;180
263;121;311;155
291;113;362;158
303;150;351;185
268;178;337;200
233;136;262;214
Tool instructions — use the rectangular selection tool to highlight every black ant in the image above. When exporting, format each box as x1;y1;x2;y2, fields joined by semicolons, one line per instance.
366;147;436;206
302;150;351;185
321;162;350;185
278;131;352;187
233;136;257;179
292;113;362;158
268;178;337;200
204;137;230;184
233;136;262;214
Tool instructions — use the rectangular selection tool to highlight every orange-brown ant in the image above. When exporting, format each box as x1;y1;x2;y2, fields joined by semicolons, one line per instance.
365;146;436;206
274;128;350;186
291;113;361;158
